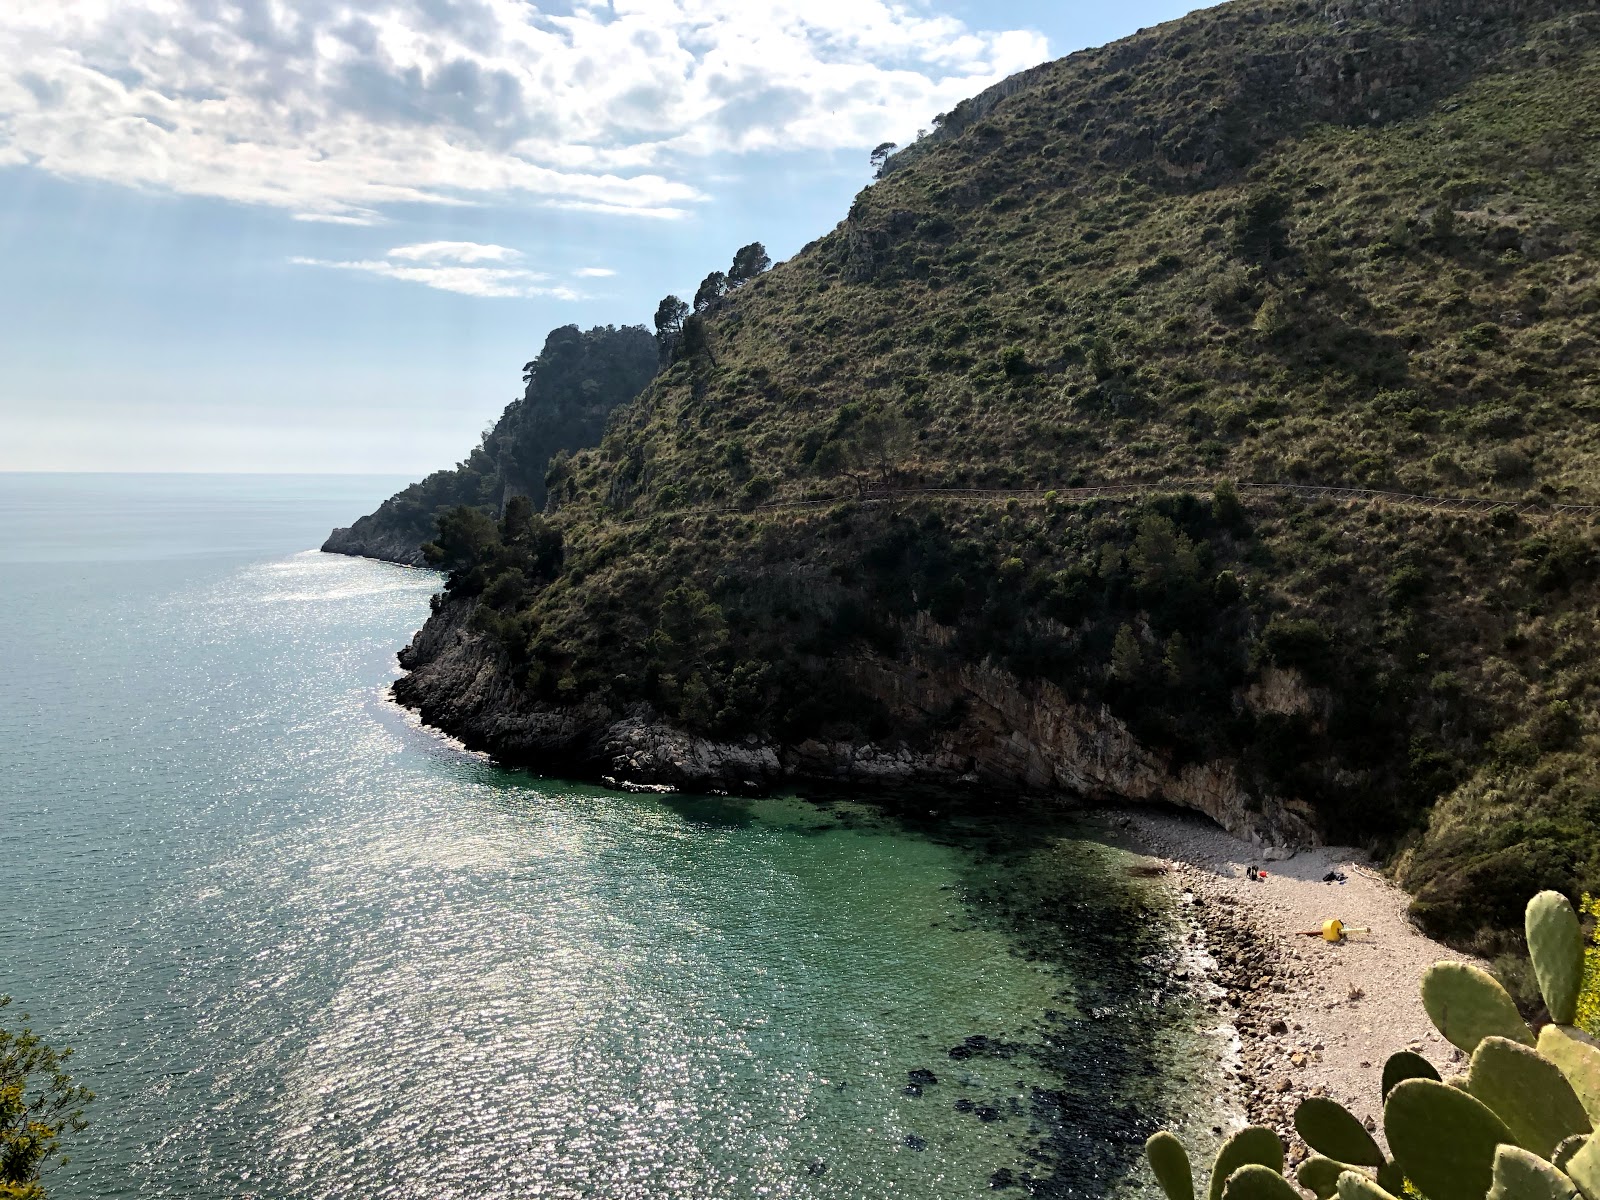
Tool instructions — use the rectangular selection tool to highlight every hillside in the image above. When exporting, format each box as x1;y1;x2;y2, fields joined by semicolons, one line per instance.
389;0;1600;953
322;323;656;565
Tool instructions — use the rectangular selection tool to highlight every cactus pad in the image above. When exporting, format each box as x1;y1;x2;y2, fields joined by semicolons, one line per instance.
1421;961;1535;1053
1488;1144;1582;1200
1146;1131;1195;1200
1295;1097;1385;1167
1385;1077;1516;1200
1467;1035;1592;1159
1565;1134;1600;1200
1209;1128;1285;1200
1335;1171;1402;1200
1555;1134;1588;1174
1527;892;1586;1028
1541;1025;1600;1126
1382;1050;1441;1099
1296;1157;1356;1199
1221;1164;1300;1200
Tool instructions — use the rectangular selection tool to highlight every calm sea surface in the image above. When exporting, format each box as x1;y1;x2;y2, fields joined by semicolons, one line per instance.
0;474;1228;1200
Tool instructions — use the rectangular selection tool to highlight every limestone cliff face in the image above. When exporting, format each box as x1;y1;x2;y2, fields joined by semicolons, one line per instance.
394;598;1318;851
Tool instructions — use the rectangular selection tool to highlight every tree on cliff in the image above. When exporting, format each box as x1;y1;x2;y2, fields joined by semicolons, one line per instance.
693;271;728;312
2;997;92;1199
727;243;771;287
507;324;658;507
653;296;689;361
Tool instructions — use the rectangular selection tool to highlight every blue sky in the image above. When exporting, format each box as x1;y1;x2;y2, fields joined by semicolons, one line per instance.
0;0;1206;473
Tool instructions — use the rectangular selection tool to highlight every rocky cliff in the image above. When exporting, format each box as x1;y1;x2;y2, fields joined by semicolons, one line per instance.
395;596;1317;851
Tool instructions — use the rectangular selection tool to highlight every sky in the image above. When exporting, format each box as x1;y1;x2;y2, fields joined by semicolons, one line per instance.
0;0;1208;474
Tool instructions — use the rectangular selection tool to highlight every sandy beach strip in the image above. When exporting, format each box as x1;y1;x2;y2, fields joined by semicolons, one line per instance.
1092;806;1480;1161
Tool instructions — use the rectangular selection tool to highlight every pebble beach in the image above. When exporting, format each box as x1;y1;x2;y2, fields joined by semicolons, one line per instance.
1097;807;1480;1160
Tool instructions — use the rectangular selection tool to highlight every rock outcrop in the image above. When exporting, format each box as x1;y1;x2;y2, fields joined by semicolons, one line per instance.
323;515;435;567
394;596;1318;851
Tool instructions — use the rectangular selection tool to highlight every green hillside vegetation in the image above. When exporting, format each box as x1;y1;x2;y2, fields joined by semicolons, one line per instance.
415;0;1600;951
323;323;655;563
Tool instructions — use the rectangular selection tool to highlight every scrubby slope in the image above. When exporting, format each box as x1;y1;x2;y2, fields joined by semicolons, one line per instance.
399;0;1600;949
322;323;656;565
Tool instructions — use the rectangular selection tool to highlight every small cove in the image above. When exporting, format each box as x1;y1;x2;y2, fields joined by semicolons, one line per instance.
1;475;1233;1199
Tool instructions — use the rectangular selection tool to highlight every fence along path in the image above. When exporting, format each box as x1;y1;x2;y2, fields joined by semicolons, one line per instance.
598;479;1600;527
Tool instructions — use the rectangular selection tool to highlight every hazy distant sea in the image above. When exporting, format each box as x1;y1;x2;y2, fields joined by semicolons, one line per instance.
0;473;1223;1199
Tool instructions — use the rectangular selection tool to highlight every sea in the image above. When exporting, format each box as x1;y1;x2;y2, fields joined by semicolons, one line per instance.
0;473;1231;1200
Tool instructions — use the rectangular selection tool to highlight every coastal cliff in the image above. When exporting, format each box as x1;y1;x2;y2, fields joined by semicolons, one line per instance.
323;323;657;565
383;0;1600;947
397;594;1315;850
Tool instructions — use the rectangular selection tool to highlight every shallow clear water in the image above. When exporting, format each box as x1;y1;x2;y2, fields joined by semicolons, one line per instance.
1;474;1225;1199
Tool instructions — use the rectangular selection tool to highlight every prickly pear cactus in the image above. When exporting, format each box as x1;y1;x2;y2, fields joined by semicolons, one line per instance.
1221;1164;1301;1200
1208;1128;1285;1200
1540;1025;1600;1126
1382;1049;1441;1099
1466;1035;1593;1159
1565;1134;1600;1200
1528;892;1586;1028
1487;1144;1583;1200
1554;1134;1588;1174
1146;1130;1195;1200
1421;961;1535;1053
1336;1170;1402;1200
1296;1156;1354;1199
1295;1097;1386;1167
1385;1077;1516;1200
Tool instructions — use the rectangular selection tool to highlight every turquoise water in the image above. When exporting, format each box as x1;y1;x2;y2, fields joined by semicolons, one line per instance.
0;474;1223;1199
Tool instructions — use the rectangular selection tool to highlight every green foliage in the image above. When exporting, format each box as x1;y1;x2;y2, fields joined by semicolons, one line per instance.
1579;895;1600;1037
1385;1079;1514;1200
329;323;656;562
1;998;92;1198
1486;1147;1579;1200
1297;1156;1354;1200
654;295;688;348
1222;1164;1301;1200
728;242;771;287
423;506;500;577
1421;962;1536;1053
1334;1173;1399;1200
1528;892;1586;1026
694;271;728;312
1464;1036;1591;1160
1208;1128;1284;1200
1538;1025;1600;1125
1383;1050;1442;1099
1553;1134;1588;1174
1566;1135;1600;1198
1260;617;1332;683
1295;1097;1385;1167
1146;1130;1195;1200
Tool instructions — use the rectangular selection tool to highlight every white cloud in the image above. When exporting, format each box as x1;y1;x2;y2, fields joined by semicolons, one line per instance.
388;240;522;263
293;212;382;226
0;1;1048;222
291;255;580;300
573;267;616;278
